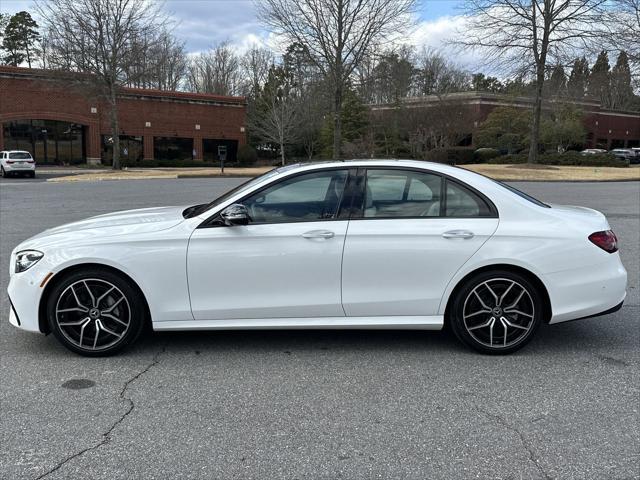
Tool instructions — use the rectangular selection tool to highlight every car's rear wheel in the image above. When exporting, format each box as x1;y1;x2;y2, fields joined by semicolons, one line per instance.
46;268;145;356
1;167;7;178
449;270;543;354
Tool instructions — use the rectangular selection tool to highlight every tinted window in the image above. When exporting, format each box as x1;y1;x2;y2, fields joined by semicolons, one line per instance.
242;170;348;223
9;152;32;160
362;169;442;218
445;180;493;217
494;181;549;208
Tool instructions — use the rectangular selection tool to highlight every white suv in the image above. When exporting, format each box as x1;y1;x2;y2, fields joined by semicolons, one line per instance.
1;150;36;178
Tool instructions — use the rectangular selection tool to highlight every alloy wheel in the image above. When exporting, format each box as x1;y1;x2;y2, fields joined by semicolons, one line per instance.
462;278;535;348
55;278;131;351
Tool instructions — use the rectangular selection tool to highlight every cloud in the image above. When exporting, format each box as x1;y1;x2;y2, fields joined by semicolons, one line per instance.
3;0;486;72
165;0;266;53
407;15;483;72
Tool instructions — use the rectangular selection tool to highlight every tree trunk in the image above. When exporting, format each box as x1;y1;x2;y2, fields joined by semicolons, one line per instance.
528;5;551;165
280;139;286;166
333;82;342;160
109;87;121;170
528;66;545;164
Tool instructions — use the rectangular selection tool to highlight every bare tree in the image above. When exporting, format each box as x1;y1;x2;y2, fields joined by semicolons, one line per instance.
298;82;330;159
149;31;188;91
187;41;241;95
37;0;167;169
125;28;187;90
401;100;474;155
240;46;275;98
257;0;416;159
455;0;607;163
248;66;299;165
609;0;640;90
414;48;470;97
365;46;416;104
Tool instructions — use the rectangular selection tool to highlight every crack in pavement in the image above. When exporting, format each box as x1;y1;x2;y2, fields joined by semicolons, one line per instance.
468;400;553;480
34;344;167;480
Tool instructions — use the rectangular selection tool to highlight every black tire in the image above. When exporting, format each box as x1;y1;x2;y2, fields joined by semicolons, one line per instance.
46;268;146;356
29;171;36;178
1;167;7;178
448;270;543;355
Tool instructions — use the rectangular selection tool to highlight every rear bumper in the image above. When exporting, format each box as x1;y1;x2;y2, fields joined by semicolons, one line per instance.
563;300;624;323
544;254;627;324
3;163;36;172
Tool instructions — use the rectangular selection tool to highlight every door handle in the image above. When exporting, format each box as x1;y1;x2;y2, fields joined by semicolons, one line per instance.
442;230;475;239
302;230;335;239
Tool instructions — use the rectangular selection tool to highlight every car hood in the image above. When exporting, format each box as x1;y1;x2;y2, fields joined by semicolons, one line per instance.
17;206;188;250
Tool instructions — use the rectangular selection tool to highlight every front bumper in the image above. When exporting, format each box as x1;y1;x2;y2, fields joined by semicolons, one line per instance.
544;253;627;324
7;265;49;333
9;297;21;327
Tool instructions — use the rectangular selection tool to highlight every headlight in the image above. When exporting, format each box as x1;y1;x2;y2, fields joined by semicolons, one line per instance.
15;250;44;273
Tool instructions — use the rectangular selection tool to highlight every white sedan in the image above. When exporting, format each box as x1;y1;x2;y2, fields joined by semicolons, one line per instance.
1;150;36;178
8;160;627;356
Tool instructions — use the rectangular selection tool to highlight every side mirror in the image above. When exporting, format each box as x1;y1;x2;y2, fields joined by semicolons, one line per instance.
220;204;250;226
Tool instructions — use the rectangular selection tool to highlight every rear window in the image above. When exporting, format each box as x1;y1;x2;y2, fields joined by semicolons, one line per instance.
495;181;550;208
9;152;32;160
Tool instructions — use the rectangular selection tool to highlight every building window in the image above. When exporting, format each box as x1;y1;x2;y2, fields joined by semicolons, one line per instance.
101;135;143;165
2;120;85;164
154;137;194;161
203;139;238;163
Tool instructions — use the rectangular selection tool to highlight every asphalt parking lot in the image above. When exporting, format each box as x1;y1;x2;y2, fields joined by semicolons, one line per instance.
0;171;75;184
1;178;638;480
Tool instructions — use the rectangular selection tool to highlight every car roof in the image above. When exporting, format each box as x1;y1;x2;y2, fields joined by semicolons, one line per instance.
2;150;32;153
277;159;468;177
267;159;502;198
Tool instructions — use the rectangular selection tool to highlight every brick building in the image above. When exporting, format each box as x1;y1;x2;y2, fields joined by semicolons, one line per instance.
372;92;640;150
0;66;247;164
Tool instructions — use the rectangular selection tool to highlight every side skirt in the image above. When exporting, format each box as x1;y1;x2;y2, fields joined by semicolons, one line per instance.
153;316;444;331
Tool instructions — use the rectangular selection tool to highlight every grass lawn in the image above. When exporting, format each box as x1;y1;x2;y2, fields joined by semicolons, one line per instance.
47;164;640;183
463;164;640;181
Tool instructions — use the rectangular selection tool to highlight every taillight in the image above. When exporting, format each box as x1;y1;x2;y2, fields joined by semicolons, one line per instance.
589;230;618;253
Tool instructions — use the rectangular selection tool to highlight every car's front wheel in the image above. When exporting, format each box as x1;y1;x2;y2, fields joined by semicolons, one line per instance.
46;268;145;356
449;270;543;354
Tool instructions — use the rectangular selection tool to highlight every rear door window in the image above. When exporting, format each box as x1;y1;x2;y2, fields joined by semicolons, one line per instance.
360;169;443;218
444;180;494;217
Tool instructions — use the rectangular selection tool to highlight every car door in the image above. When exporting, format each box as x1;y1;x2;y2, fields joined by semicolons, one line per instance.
187;168;353;320
341;168;499;317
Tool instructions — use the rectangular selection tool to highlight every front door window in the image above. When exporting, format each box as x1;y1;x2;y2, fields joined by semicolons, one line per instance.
242;169;349;224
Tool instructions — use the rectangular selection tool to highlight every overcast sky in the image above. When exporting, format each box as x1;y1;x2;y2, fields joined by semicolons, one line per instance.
2;0;478;68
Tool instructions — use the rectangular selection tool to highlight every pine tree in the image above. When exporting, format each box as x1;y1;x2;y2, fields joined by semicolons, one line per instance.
472;73;504;93
567;57;589;99
588;51;611;106
320;87;369;158
1;11;40;67
610;51;634;110
546;64;567;97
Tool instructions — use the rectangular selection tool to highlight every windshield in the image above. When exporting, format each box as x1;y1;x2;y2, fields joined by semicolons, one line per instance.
9;152;32;159
183;167;283;218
